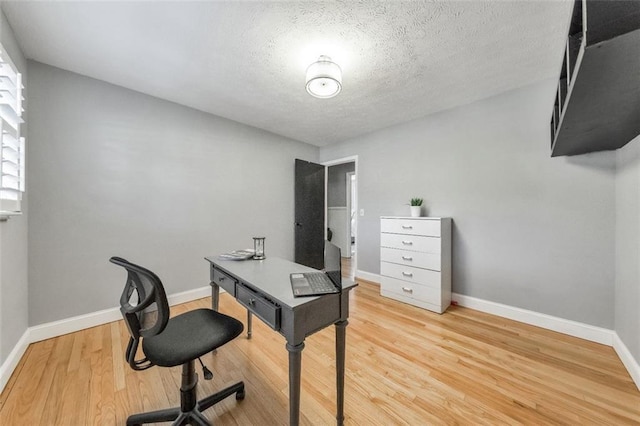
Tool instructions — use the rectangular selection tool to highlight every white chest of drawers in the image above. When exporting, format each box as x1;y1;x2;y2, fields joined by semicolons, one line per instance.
380;217;451;314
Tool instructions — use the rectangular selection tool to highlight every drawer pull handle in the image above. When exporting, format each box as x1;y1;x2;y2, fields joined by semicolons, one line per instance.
402;287;413;294
402;225;413;229
402;256;413;261
218;276;225;282
249;298;256;306
402;272;413;277
402;240;413;245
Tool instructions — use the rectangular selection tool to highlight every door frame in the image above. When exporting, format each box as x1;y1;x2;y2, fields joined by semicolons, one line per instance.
346;171;356;259
322;155;358;275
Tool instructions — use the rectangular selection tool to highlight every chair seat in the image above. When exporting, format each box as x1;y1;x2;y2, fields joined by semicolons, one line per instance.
143;308;244;367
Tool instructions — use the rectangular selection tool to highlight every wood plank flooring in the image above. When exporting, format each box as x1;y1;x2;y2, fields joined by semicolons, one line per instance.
1;280;639;425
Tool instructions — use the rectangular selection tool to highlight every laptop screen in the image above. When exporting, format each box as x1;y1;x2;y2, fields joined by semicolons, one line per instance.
324;241;342;287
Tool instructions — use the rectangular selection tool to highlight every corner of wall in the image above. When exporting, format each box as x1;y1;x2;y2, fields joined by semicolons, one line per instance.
614;332;640;391
614;135;640;388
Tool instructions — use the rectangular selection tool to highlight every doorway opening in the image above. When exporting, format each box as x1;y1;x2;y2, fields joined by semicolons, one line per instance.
324;156;357;280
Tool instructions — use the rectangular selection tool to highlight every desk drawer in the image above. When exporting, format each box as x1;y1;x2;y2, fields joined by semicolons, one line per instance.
236;284;280;331
212;268;237;295
381;218;441;237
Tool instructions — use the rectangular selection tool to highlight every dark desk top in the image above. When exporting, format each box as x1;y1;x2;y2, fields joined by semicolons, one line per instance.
205;256;356;310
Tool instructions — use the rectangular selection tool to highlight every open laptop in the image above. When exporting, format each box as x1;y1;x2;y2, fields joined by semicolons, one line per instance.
290;241;342;297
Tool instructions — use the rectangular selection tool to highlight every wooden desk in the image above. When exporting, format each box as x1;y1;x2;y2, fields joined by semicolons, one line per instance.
205;256;356;425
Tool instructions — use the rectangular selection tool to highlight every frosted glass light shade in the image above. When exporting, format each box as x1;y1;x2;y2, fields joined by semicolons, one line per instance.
305;55;342;99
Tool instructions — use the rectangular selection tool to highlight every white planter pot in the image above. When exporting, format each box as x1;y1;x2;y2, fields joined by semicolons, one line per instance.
410;206;421;217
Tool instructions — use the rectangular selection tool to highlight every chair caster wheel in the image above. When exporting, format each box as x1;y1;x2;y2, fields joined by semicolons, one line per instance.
236;390;245;400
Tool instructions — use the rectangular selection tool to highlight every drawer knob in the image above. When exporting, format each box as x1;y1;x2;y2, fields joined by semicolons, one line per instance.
218;276;225;282
402;256;413;261
402;287;413;294
402;272;413;277
402;240;413;245
402;225;413;229
249;298;256;305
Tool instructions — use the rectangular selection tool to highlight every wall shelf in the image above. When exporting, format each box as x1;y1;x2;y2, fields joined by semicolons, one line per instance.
550;0;640;157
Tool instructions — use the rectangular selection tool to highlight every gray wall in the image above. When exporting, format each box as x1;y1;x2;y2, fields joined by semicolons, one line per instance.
615;136;640;363
27;61;317;326
0;8;28;364
320;79;616;329
328;162;355;207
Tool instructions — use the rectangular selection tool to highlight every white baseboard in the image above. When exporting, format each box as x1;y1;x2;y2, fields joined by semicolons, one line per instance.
451;292;614;346
317;271;638;389
28;286;211;344
341;277;637;385
0;330;30;394
0;285;211;394
167;286;211;307
28;306;123;344
613;333;640;391
355;270;380;284
3;283;638;395
355;275;614;346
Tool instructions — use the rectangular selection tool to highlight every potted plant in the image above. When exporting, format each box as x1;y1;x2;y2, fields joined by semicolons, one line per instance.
409;198;423;217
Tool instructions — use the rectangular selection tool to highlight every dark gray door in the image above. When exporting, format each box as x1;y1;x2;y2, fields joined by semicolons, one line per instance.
294;159;325;269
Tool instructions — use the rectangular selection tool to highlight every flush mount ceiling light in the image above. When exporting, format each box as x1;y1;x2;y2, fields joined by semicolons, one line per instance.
305;55;342;99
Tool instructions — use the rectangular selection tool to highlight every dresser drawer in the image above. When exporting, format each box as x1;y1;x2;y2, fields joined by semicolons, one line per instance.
212;267;237;295
381;218;441;237
380;233;441;253
380;247;441;271
236;284;280;331
380;276;442;306
381;261;441;287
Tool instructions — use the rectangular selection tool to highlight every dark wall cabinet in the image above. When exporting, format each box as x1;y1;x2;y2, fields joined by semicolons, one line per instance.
550;0;640;157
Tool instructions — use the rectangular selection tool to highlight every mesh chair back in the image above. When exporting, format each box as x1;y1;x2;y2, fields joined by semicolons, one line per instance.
110;256;170;369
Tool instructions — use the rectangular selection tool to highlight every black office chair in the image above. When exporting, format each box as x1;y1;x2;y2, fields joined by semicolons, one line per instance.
110;256;245;426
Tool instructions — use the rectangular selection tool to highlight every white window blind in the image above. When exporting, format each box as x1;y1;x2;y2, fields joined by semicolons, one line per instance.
0;43;25;216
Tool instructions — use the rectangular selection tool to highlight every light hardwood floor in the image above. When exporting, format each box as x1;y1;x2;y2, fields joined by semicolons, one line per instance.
1;280;639;425
342;255;354;281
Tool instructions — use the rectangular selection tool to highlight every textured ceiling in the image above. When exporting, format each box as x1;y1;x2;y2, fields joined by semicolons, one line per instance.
2;1;573;146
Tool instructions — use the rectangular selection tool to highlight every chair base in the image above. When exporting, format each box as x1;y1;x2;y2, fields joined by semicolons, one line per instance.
127;360;245;426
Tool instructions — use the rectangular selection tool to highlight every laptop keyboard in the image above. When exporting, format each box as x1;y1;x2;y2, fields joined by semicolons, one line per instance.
307;273;336;292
